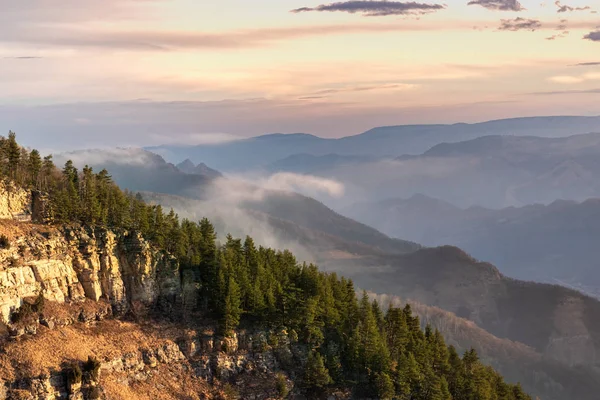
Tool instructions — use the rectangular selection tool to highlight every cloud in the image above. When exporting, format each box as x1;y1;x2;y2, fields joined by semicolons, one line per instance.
1;22;481;52
573;62;600;66
546;32;569;40
260;173;345;198
549;75;585;83
208;172;345;202
55;147;158;166
556;19;569;30
291;1;445;16
584;31;600;41
548;72;600;84
498;18;542;31
143;170;356;262
146;132;243;146
546;22;570;40
467;0;524;11
528;88;600;95
555;1;591;12
298;96;327;100
313;83;418;95
3;56;43;60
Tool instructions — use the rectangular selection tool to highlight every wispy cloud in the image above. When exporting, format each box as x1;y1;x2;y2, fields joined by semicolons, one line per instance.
147;132;244;145
498;18;542;31
546;19;569;39
548;72;600;84
260;172;345;198
2;22;482;52
313;83;418;95
546;33;568;40
555;1;591;13
291;1;445;16
572;62;600;66
467;0;524;11
584;31;600;41
528;88;600;95
3;56;43;60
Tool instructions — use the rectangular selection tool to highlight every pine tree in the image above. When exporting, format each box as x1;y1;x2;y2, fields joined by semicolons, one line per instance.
386;305;409;361
220;276;242;336
28;149;42;188
302;296;324;348
373;372;395;400
80;165;100;225
439;376;452;400
5;131;20;179
396;353;422;399
446;345;464;396
41;155;55;191
303;350;332;394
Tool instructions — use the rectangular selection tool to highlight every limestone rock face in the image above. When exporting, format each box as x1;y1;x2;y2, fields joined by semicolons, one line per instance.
0;180;31;221
0;225;181;324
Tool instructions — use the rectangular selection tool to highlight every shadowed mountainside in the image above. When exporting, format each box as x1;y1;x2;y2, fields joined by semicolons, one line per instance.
343;194;600;297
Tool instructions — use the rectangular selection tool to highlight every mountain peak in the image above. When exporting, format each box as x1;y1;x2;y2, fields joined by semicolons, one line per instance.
176;158;196;172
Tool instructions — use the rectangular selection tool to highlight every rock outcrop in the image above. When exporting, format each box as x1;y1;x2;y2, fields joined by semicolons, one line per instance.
0;224;182;325
0;180;31;221
0;322;304;400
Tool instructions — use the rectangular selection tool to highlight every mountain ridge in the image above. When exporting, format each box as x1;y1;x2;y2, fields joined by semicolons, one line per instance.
146;115;600;171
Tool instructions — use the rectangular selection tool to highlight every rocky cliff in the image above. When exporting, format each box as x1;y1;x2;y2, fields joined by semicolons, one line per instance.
0;180;31;222
0;221;183;327
0;316;305;400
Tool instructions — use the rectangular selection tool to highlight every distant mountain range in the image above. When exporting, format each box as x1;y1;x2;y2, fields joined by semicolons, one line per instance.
147;116;600;171
265;132;600;209
266;153;377;175
344;194;600;297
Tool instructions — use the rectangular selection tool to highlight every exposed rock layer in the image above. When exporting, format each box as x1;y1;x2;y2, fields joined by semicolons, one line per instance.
0;223;182;325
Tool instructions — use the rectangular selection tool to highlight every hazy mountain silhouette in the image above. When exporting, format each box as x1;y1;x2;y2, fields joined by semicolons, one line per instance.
274;132;600;209
344;194;600;297
147;116;600;171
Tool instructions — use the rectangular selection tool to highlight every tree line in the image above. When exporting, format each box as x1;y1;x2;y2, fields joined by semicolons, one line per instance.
0;132;531;399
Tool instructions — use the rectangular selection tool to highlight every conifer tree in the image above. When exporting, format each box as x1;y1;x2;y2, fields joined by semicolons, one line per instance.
41;155;55;191
28;149;42;188
303;351;332;394
5;131;20;179
220;276;242;336
374;372;395;400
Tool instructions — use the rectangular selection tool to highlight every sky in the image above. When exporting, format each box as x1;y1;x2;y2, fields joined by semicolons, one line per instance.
0;0;599;149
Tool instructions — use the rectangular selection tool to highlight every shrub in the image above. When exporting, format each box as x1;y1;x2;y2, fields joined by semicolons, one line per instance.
10;304;31;324
223;341;229;353
31;293;45;313
88;387;103;400
12;294;46;323
268;331;280;347
0;235;10;249
223;383;239;400
276;373;289;398
288;329;299;343
83;356;102;383
64;362;83;388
